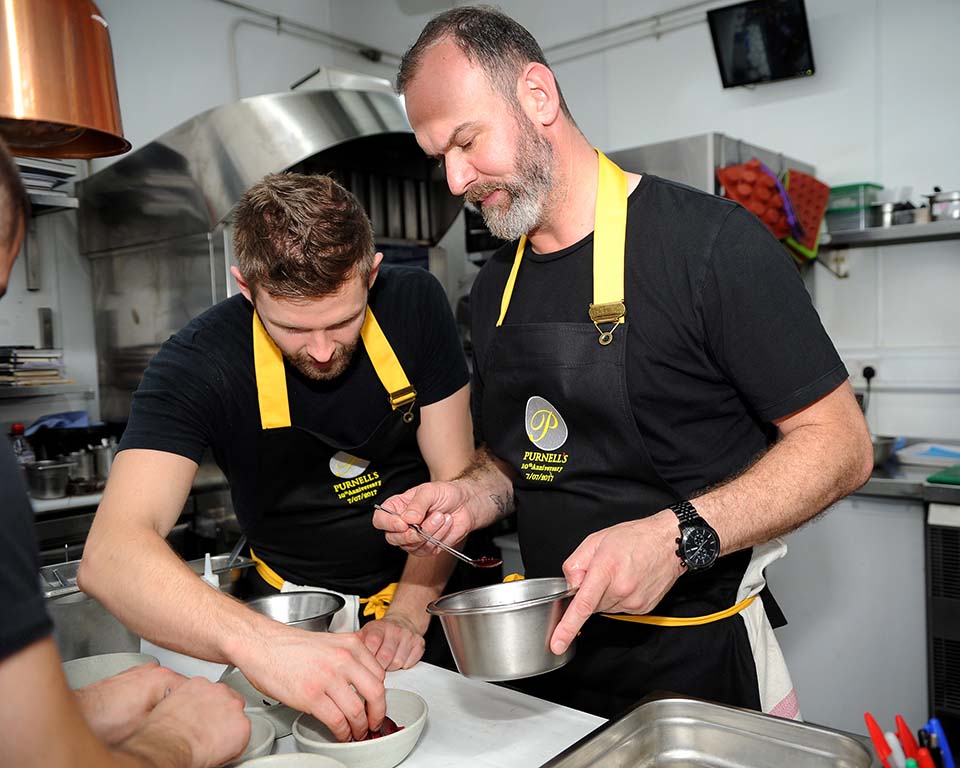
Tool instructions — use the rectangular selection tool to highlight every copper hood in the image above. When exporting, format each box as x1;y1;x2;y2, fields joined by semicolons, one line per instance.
0;0;129;158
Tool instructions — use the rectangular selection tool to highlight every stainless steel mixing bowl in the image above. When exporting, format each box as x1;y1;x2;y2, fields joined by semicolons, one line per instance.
244;591;345;632
427;577;577;681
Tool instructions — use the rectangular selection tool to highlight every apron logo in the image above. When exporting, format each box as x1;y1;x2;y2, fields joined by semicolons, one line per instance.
329;451;370;479
525;396;568;451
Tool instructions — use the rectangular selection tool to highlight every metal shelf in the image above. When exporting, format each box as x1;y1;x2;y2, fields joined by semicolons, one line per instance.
0;384;93;399
27;190;79;215
820;218;960;249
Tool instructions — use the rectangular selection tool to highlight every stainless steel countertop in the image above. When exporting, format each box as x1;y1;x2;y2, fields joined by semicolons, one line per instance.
856;461;960;505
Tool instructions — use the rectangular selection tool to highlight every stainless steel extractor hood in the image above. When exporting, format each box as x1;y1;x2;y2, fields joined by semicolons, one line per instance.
78;71;461;422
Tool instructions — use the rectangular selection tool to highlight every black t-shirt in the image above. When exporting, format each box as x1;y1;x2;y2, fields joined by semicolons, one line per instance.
120;265;469;529
471;174;847;497
0;442;52;661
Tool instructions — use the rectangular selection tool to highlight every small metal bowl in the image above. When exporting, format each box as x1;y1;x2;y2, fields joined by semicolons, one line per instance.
427;577;577;681
872;435;897;466
244;591;345;632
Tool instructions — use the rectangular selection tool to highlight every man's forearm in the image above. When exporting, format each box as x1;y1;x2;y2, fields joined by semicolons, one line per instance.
387;552;456;634
78;521;275;667
692;412;872;555
454;445;516;528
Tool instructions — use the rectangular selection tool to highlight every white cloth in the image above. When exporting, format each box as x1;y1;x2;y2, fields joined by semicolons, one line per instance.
279;581;360;633
735;538;802;720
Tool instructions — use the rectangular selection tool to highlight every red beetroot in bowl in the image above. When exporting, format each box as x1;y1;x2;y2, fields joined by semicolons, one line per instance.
358;716;404;741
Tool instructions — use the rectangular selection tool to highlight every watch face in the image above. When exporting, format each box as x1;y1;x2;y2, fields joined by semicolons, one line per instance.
680;526;720;570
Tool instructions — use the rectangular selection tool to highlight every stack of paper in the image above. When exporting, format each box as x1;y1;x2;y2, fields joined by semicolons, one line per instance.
0;347;74;386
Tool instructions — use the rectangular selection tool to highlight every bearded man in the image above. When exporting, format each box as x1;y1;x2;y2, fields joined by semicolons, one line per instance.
79;172;475;742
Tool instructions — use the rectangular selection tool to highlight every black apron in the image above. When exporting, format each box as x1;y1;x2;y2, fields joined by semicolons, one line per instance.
245;306;426;598
481;151;763;717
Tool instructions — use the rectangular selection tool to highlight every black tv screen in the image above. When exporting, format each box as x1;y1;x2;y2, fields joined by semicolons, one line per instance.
707;0;815;88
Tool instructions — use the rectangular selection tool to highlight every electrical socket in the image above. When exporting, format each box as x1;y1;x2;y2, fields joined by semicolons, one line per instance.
849;360;879;387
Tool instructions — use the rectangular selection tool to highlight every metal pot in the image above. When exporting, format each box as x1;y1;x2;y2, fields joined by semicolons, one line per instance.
39;560;141;661
90;438;117;482
872;435;897;466
24;459;72;498
67;449;95;481
924;189;960;221
427;577;578;681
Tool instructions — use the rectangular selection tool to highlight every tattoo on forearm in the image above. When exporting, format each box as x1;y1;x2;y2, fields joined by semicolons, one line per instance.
456;445;514;518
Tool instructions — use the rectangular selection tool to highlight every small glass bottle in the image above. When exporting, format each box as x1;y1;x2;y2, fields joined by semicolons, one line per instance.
9;422;35;466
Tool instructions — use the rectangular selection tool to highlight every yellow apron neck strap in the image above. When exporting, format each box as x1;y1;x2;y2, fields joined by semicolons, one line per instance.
495;149;629;345
253;306;416;430
253;310;292;429
588;149;628;345
359;307;417;420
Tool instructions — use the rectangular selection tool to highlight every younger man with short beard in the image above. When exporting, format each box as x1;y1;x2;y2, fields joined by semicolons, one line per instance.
79;172;475;743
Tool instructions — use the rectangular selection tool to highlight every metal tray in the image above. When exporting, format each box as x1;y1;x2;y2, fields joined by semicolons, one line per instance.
39;554;256;598
540;696;878;768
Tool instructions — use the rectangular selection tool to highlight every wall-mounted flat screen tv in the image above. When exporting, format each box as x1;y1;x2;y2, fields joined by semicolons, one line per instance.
707;0;815;88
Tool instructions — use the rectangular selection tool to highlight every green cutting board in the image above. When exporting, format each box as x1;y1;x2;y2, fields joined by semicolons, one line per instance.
927;464;960;485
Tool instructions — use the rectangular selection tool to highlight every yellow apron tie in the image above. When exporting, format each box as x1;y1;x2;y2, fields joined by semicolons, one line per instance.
249;547;397;619
601;596;756;627
502;573;754;627
249;547;285;591
359;582;398;621
253;306;416;430
497;149;628;346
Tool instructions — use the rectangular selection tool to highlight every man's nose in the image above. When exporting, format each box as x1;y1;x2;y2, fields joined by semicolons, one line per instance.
306;333;336;362
444;153;477;197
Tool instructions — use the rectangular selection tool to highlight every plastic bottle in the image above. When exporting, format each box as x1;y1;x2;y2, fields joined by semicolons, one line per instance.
9;422;35;466
202;552;220;589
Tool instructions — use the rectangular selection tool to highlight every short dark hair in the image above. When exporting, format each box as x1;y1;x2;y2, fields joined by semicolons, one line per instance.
232;173;375;299
0;138;31;250
397;5;572;118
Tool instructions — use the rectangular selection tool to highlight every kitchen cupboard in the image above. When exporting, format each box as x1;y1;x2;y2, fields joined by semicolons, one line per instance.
766;495;927;735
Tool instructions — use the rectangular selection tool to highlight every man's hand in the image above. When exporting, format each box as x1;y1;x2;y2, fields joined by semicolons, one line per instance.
75;661;187;745
234;625;387;743
374;481;477;556
120;677;249;768
550;511;684;655
359;614;426;671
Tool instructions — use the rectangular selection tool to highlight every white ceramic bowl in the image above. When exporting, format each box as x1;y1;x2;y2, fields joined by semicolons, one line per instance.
243;756;347;767
228;713;276;765
62;652;159;689
293;689;427;768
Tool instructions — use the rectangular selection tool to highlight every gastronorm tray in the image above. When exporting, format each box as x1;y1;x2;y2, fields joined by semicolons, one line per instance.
540;695;879;767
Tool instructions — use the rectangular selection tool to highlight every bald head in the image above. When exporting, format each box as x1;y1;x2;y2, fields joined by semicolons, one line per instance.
397;5;572;120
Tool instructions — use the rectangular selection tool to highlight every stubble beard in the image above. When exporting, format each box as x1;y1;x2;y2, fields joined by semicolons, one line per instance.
287;338;359;382
465;115;555;242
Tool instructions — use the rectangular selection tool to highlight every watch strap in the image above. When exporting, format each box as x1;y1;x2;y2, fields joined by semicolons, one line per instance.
670;499;700;526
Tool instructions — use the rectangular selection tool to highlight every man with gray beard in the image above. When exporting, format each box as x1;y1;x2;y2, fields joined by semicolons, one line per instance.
375;6;872;719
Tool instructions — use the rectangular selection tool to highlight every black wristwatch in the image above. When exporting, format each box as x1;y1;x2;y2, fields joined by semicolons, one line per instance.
671;500;720;571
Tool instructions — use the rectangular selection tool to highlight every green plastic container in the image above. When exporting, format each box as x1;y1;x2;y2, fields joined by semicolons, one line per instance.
827;183;883;212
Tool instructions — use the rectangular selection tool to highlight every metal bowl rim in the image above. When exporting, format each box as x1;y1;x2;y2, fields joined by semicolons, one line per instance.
426;578;577;617
245;590;346;615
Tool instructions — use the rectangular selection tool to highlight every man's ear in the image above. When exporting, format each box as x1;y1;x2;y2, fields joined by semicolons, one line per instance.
517;62;561;128
367;252;384;289
230;265;254;303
